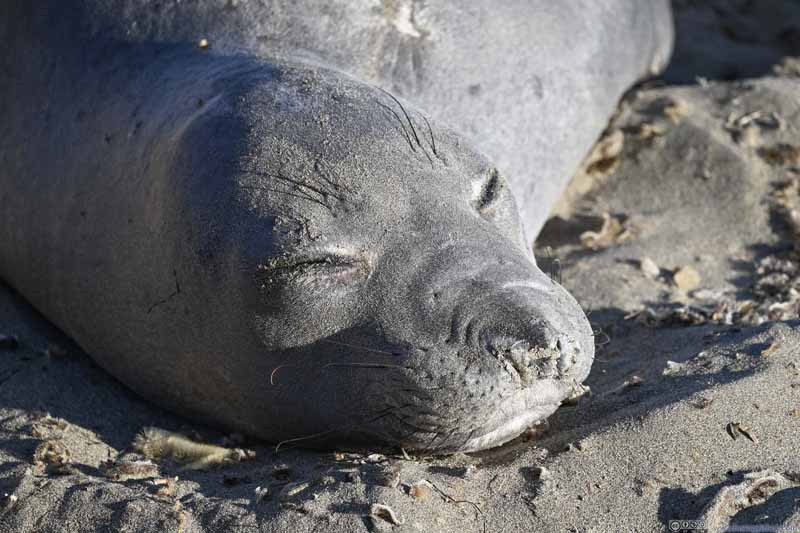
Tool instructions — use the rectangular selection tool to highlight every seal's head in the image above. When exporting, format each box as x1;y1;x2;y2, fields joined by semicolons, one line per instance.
177;60;593;453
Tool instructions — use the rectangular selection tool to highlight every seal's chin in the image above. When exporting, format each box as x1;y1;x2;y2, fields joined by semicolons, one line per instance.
460;404;559;452
457;379;574;452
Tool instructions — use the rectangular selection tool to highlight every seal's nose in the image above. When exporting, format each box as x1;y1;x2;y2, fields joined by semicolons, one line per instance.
464;282;592;388
482;326;584;386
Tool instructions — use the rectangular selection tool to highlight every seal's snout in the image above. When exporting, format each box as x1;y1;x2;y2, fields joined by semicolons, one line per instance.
372;235;596;452
480;313;587;386
411;283;596;453
507;335;581;383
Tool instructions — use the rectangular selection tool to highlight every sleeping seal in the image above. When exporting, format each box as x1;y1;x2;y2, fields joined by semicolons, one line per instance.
0;1;673;453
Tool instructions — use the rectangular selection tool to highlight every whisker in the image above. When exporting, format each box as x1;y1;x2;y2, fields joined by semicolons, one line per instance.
313;159;355;196
321;338;400;356
378;88;434;165
321;362;407;370
274;406;401;452
425;479;486;533
379;88;421;146
244;170;344;203
239;184;329;210
377;101;416;153
274;428;343;452
270;364;293;386
592;326;611;347
421;114;438;157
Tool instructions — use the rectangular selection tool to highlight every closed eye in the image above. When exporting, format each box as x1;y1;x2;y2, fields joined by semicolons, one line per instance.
255;252;371;288
473;168;505;216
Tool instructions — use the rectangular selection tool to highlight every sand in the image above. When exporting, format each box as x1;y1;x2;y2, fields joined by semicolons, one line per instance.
2;1;800;531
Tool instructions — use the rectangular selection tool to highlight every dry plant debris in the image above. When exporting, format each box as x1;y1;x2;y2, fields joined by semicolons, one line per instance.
656;97;688;123
584;130;624;178
152;477;178;498
279;481;309;501
726;422;758;443
133;427;256;470
580;212;634;249
758;143;800;166
33;440;76;475
101;458;159;481
369;503;404;526
701;470;798;532
633;122;666;140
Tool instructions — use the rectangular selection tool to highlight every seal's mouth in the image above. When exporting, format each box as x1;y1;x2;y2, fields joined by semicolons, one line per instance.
456;378;576;452
460;403;560;452
359;301;594;453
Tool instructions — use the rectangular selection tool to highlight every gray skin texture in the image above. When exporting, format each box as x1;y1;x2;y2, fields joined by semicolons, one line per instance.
0;2;673;453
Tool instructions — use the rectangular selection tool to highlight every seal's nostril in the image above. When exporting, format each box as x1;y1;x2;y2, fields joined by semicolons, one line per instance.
483;318;587;384
556;335;580;375
506;343;534;383
490;336;558;384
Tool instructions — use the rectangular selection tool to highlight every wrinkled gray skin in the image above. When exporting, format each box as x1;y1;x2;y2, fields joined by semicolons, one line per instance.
0;2;673;453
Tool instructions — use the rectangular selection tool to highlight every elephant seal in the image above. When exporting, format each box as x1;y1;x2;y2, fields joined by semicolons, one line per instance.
0;2;673;453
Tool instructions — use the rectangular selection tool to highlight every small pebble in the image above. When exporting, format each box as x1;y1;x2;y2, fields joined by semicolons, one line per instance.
409;480;432;500
673;265;701;291
624;375;644;388
254;486;269;503
640;257;660;279
662;360;685;376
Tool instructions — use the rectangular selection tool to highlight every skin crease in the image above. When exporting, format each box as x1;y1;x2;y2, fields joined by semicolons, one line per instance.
0;1;673;453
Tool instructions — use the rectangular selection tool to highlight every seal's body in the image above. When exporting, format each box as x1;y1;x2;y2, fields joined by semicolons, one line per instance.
0;2;673;452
